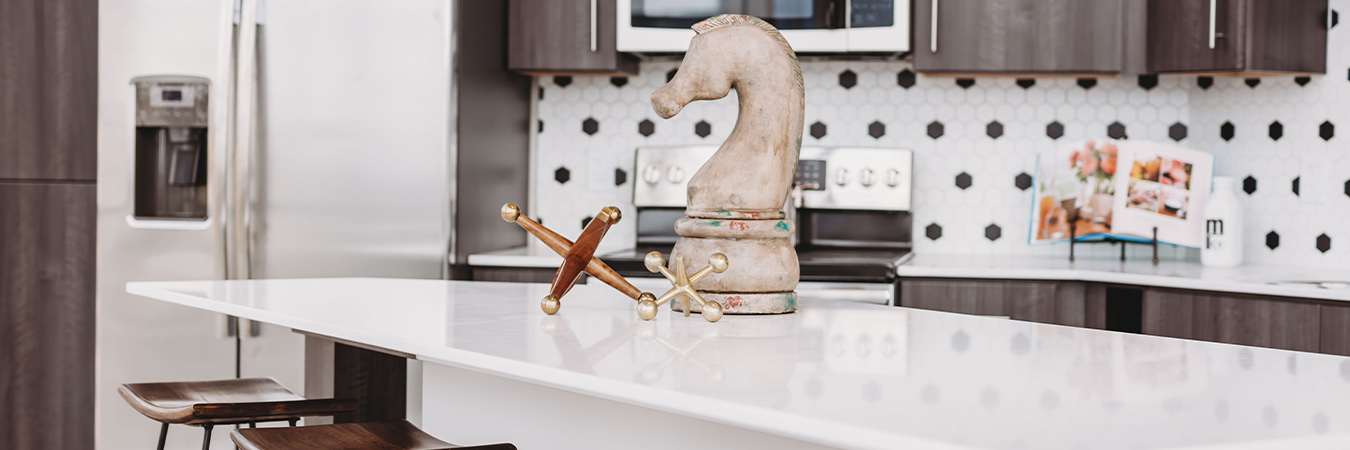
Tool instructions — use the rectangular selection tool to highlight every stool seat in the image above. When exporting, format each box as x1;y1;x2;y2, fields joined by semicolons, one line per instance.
231;420;516;450
119;377;357;425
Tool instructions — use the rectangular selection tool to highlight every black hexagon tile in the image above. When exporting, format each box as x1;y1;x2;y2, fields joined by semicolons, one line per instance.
694;120;711;138
1345;179;1350;198
985;224;1002;241
810;121;827;139
582;117;599;135
1243;176;1258;195
537;87;545;100
986;121;1004;139
581;216;593;229
1197;77;1214;89
925;223;942;241
1321;121;1335;141
1077;78;1097;89
1016;79;1035;89
897;69;916;89
1138;74;1159;90
1014;173;1032;191
554;167;571;184
1293;177;1301;196
956;78;975;89
638;119;655;137
538;120;544;133
1333;9;1341;28
955;172;972;190
1295;76;1311;87
1107;122;1127;139
839;70;858;89
927;121;945;139
1169;122;1188;141
554;75;573;87
1220;121;1235;141
1269;121;1284;141
1317;234;1332;253
610;77;628;87
615;168;627;186
1266;231;1280;250
666;68;678;83
868;121;886;139
1046;121;1064;140
1245;78;1261;88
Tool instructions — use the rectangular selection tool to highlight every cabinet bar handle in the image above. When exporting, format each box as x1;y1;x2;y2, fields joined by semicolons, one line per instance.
1208;0;1217;49
930;0;939;53
590;0;598;52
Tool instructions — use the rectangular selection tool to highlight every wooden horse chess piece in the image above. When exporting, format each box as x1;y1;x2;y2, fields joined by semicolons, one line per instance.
501;203;664;317
650;15;804;315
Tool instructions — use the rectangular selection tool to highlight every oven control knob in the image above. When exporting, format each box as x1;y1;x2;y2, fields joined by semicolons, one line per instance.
886;168;901;187
667;166;685;184
834;168;850;186
860;168;876;187
643;166;662;185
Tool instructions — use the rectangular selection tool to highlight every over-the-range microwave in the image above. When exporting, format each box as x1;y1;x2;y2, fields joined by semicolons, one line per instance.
617;0;910;53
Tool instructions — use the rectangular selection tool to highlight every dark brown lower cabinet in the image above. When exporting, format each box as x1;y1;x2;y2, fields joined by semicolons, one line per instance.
1141;288;1321;353
472;266;579;284
898;278;1104;328
1320;303;1350;357
0;182;96;450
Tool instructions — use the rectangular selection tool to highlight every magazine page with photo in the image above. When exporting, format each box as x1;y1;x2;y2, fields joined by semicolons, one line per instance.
1029;140;1121;244
1029;140;1214;248
1110;140;1214;248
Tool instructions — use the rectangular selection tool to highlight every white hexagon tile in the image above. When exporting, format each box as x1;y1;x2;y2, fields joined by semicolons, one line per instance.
531;5;1350;269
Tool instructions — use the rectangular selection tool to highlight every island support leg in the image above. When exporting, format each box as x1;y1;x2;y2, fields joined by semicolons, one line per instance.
304;335;409;424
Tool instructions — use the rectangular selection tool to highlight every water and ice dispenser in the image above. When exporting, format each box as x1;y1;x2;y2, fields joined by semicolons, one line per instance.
132;76;209;220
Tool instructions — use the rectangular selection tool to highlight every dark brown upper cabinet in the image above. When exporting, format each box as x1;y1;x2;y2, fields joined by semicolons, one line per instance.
912;0;1144;74
508;0;638;75
1147;0;1327;75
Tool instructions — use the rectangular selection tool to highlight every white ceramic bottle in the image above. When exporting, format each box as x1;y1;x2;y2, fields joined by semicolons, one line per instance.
1202;176;1244;267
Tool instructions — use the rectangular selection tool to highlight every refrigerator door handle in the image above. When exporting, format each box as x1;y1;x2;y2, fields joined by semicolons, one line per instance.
231;0;260;282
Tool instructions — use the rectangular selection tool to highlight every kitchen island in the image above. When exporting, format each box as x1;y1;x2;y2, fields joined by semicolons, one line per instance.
128;278;1350;450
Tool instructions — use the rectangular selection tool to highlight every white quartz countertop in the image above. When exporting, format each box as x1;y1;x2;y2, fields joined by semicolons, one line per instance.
127;278;1350;450
898;254;1350;302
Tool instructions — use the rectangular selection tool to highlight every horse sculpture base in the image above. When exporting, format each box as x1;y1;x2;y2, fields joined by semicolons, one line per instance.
671;291;798;315
671;229;799;315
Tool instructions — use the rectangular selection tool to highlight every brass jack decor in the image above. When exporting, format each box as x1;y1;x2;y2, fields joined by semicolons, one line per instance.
643;251;730;323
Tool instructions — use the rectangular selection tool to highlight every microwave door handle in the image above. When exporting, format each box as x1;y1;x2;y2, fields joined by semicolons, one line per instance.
930;0;939;53
590;0;598;52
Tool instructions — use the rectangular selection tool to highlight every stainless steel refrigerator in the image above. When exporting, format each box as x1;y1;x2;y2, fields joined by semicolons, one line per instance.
97;1;528;448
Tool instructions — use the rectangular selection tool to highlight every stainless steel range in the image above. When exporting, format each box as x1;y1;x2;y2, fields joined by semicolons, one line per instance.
600;146;914;304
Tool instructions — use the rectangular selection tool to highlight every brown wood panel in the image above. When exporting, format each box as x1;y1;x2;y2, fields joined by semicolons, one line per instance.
1148;0;1326;74
0;182;96;450
1143;288;1321;353
332;343;407;424
914;0;1127;73
0;0;98;181
898;278;1083;325
1245;0;1327;73
508;0;638;74
1321;303;1350;357
1146;0;1244;72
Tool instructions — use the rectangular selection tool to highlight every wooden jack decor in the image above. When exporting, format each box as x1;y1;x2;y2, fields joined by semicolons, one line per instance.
643;251;730;322
501;203;656;315
650;15;803;315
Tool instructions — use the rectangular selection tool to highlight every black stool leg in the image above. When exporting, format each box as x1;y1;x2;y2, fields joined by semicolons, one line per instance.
201;424;214;450
156;423;169;450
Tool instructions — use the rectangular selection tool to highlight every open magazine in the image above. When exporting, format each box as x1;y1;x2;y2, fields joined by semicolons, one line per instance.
1029;140;1214;248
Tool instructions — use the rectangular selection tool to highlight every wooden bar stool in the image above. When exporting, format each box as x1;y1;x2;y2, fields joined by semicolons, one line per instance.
230;420;516;450
119;377;358;450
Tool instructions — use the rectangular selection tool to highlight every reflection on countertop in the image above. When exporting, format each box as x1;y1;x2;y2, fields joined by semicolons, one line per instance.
130;278;1350;450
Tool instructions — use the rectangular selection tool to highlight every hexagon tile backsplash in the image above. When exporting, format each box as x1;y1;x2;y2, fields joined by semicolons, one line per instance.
531;6;1350;269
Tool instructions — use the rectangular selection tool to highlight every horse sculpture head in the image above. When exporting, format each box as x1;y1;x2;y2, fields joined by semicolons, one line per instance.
652;15;804;219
